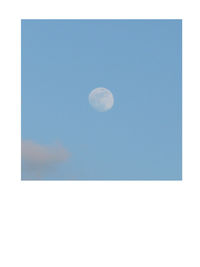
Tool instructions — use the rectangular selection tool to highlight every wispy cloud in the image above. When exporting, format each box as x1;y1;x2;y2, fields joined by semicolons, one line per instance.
21;140;69;179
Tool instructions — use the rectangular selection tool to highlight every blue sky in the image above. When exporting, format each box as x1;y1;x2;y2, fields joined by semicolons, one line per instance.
21;20;182;180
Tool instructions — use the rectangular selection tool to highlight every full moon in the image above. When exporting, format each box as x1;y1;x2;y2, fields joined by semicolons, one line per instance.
89;87;114;112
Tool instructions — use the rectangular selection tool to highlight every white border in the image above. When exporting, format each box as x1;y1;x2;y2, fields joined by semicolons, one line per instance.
0;0;200;266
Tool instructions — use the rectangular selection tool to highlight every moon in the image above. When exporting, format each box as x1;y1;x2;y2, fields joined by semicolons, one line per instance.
89;87;114;112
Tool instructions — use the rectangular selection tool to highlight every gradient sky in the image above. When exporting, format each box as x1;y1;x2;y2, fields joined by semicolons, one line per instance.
21;19;182;180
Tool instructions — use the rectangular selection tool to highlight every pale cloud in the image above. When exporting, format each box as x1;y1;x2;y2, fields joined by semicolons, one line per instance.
21;140;69;179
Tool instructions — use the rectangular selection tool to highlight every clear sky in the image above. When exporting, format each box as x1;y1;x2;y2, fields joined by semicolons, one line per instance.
21;19;182;180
